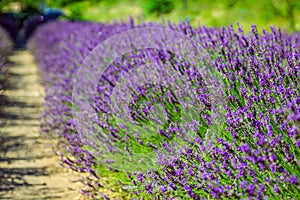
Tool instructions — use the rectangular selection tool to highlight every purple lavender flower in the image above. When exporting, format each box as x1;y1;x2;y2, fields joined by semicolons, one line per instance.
28;19;300;199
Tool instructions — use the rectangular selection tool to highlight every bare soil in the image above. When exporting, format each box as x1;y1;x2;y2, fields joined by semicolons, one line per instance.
0;50;86;200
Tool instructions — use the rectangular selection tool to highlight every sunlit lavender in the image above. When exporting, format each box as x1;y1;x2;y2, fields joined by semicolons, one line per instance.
28;20;300;199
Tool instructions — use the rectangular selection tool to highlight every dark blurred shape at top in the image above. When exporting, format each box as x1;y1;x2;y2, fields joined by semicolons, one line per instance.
44;8;64;20
0;2;64;48
24;7;64;42
0;12;20;42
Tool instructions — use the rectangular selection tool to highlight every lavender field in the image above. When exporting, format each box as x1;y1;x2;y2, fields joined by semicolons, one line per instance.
25;19;300;199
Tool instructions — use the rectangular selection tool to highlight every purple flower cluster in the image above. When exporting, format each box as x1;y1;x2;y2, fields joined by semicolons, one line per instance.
27;21;116;171
132;24;300;199
28;19;299;199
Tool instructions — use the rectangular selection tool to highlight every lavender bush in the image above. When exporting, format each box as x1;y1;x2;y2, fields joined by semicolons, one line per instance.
131;24;300;199
28;20;299;199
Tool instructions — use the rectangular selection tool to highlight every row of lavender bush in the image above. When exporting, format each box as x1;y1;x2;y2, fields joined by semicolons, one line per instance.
0;26;13;111
28;20;299;199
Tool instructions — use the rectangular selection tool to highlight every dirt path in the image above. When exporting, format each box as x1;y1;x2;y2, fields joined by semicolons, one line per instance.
0;50;86;200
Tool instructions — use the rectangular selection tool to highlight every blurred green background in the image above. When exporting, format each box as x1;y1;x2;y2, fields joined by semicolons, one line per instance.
1;0;300;32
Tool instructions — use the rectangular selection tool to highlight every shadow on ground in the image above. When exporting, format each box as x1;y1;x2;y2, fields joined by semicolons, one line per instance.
0;49;84;200
0;133;55;196
0;52;49;197
0;167;47;192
